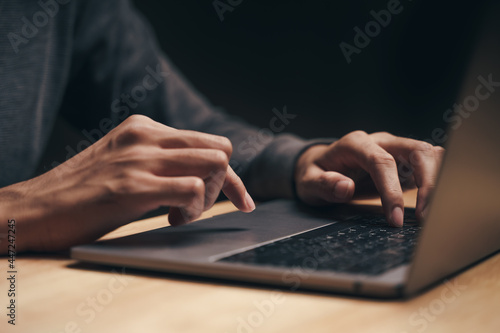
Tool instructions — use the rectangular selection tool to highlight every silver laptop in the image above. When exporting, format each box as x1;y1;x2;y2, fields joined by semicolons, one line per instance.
71;1;500;298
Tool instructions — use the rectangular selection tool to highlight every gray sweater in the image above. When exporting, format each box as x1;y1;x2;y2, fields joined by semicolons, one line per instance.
0;0;320;199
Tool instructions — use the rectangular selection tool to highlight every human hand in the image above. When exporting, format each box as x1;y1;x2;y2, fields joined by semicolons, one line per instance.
294;131;444;227
0;115;255;253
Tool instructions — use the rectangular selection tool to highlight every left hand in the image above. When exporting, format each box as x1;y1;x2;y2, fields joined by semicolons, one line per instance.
294;131;445;227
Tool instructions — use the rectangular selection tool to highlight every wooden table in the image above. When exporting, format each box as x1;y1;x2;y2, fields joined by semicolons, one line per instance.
2;189;499;333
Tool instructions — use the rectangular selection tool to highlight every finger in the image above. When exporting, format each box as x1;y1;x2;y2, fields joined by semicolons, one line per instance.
297;164;355;205
170;167;254;226
433;146;446;166
142;121;233;157
168;207;194;227
333;131;405;227
118;115;233;157
147;148;230;179
372;133;441;220
153;150;245;211
203;167;226;211
221;166;255;213
124;176;203;227
150;176;206;226
159;130;233;157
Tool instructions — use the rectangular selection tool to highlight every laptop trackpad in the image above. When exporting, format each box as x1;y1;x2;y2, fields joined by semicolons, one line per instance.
85;200;361;262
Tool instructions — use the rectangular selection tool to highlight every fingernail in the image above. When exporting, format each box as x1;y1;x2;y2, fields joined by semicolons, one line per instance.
334;180;351;200
245;191;256;212
391;206;404;227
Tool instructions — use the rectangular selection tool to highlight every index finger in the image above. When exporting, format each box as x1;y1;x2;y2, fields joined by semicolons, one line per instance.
372;133;443;220
334;132;405;227
222;166;256;213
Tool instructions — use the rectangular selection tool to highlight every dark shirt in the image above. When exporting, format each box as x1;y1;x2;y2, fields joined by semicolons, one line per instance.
0;0;319;199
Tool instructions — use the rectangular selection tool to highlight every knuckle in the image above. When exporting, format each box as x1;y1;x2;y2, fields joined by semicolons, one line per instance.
115;124;147;146
205;176;223;198
316;172;332;189
211;149;230;169
347;130;368;140
339;130;370;149
125;114;151;124
372;131;393;140
183;208;201;222
434;146;446;155
318;174;338;201
384;187;403;200
187;177;205;197
425;183;437;191
301;170;317;187
409;142;436;166
185;178;205;207
367;152;395;167
377;131;392;137
217;136;233;156
413;141;435;154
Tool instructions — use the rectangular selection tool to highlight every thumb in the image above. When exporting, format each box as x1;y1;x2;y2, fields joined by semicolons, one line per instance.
300;166;356;204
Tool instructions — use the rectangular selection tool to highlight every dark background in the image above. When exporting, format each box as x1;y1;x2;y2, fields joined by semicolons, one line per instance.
131;0;486;142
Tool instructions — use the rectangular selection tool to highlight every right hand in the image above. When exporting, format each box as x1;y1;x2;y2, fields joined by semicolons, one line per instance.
0;115;255;253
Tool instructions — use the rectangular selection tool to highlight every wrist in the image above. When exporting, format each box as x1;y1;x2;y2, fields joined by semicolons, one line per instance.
0;181;46;253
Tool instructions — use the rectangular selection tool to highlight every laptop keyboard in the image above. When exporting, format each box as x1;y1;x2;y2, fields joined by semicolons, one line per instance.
218;210;421;276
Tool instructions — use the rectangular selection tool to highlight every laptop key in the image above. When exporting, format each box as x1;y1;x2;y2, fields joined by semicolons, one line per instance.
219;212;422;276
